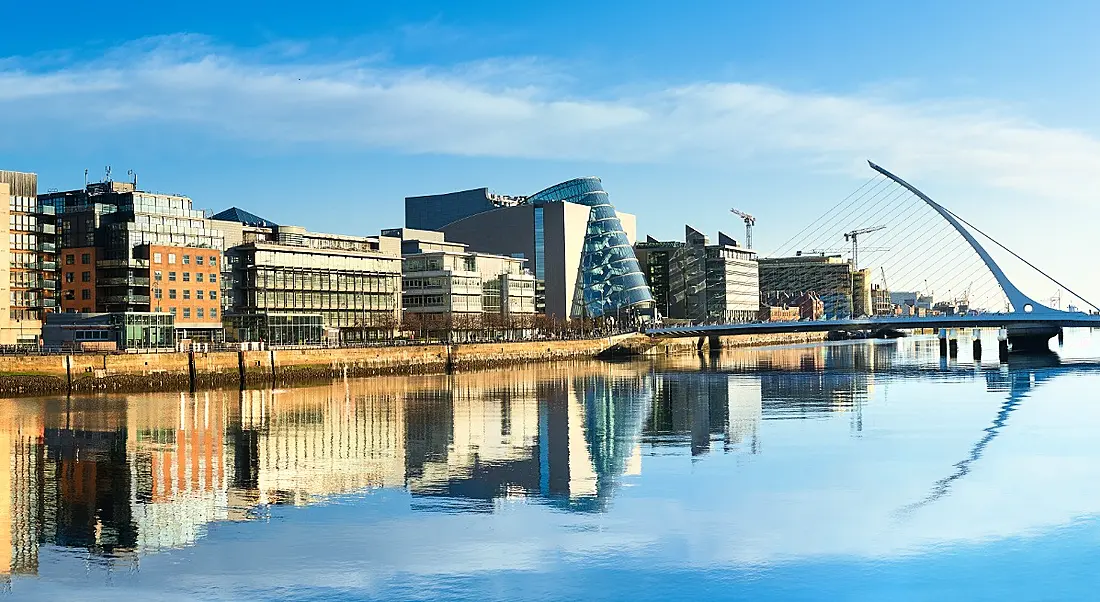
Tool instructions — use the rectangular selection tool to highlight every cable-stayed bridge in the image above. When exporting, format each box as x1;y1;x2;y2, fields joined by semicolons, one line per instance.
647;161;1100;351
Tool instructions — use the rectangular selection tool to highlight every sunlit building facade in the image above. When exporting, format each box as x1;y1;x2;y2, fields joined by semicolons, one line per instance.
406;178;653;320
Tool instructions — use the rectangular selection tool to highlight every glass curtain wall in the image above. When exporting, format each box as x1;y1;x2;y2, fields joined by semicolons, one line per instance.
527;178;653;319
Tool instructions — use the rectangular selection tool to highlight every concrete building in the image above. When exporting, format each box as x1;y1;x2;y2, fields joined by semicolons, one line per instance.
759;254;860;319
389;229;536;338
405;178;652;321
45;180;226;341
634;226;758;324
852;268;873;318
0;171;58;344
213;209;402;342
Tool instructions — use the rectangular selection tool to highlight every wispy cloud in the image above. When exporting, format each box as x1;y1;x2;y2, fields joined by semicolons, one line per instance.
3;35;1100;206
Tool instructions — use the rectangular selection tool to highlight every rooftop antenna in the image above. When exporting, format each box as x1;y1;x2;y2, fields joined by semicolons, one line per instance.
84;169;88;188
105;165;112;183
127;169;138;189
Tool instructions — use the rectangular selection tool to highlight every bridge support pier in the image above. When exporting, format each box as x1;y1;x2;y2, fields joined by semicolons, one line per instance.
1006;324;1062;354
948;330;959;358
939;329;948;358
998;328;1009;362
972;329;982;362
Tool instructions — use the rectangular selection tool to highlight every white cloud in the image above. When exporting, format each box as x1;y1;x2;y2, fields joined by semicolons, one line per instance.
3;36;1100;209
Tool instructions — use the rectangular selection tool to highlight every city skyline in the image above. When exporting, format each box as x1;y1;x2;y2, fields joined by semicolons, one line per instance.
2;1;1099;304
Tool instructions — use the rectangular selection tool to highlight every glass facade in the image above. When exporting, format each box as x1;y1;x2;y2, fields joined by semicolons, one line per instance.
229;243;401;341
533;207;545;280
226;312;323;346
527;178;653;319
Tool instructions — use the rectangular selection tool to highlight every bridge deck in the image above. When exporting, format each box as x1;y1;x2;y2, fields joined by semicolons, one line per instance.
647;314;1100;337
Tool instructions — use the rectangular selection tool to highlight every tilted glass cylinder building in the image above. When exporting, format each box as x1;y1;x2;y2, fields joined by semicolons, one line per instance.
406;177;653;320
526;178;652;319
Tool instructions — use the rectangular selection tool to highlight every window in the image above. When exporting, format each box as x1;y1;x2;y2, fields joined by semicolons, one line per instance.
210;307;217;319
183;308;191;319
196;290;204;300
81;271;91;283
64;290;74;300
153;252;162;263
196;273;204;282
196;308;204;319
183;254;190;265
81;289;91;300
533;206;545;280
64;272;74;283
169;271;177;282
210;289;217;300
196;255;204;265
210;273;217;283
168;253;176;264
154;270;162;281
169;289;177;299
81;253;91;264
183;272;190;282
170;307;177;317
183;290;190;300
65;254;75;265
154;288;162;299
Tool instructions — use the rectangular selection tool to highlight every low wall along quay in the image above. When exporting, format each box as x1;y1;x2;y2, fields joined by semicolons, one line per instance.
0;331;829;395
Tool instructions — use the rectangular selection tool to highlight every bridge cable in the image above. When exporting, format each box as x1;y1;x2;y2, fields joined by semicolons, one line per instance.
943;207;1100;312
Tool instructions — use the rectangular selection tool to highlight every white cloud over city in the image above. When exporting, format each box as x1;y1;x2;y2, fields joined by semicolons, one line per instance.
2;35;1100;209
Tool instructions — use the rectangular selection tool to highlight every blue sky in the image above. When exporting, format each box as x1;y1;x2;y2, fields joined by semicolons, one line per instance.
2;0;1099;301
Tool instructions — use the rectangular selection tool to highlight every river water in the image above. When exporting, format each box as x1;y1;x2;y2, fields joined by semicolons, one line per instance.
2;330;1100;600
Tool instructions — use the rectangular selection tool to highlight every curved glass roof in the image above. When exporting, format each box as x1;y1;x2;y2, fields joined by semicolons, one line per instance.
529;178;653;319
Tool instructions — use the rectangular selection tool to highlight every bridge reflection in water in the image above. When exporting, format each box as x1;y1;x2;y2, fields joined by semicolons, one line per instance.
0;339;1092;580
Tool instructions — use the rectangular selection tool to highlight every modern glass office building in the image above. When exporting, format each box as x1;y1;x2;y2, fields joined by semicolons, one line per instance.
526;178;652;319
408;178;653;321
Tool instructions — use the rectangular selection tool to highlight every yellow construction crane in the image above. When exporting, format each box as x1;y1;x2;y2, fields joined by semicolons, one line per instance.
730;208;756;249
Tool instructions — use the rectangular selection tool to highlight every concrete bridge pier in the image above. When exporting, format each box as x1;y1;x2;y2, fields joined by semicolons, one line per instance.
972;329;982;362
998;328;1009;362
939;329;948;358
1006;323;1062;353
948;330;959;358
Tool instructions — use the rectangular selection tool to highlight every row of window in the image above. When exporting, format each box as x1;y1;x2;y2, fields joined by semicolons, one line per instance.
152;252;219;266
153;307;218;320
63;253;92;265
247;270;398;292
63;272;92;283
154;271;216;283
63;289;92;300
153;288;218;300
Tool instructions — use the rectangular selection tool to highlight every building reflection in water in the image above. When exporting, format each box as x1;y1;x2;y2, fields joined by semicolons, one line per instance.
0;363;656;577
0;340;1086;579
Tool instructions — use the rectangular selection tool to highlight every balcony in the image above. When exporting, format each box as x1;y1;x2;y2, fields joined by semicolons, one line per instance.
42;279;57;290
97;258;149;269
38;223;56;235
38;205;56;216
35;298;57;308
38;242;56;253
98;277;151;287
103;295;151;305
40;261;57;271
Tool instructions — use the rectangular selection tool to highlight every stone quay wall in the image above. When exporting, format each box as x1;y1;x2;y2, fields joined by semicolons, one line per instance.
0;331;828;396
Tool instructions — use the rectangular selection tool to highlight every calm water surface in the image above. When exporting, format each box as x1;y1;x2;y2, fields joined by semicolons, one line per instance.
4;331;1100;600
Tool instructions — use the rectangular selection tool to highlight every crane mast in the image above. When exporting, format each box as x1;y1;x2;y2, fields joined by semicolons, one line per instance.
730;208;756;249
843;225;886;270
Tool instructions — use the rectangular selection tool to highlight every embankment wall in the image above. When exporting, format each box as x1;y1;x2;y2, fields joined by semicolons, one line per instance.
0;331;828;395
